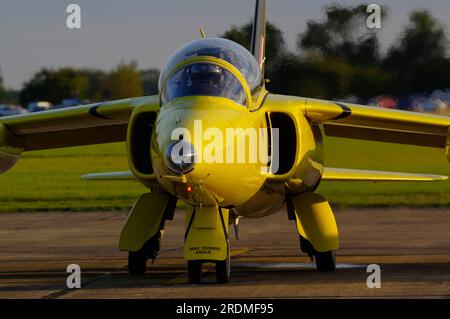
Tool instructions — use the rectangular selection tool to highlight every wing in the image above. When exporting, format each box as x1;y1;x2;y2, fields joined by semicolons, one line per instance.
82;171;137;180
322;167;447;182
0;95;159;173
303;98;450;162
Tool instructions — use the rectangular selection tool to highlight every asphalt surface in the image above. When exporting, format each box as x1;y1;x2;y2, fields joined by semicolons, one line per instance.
0;207;449;299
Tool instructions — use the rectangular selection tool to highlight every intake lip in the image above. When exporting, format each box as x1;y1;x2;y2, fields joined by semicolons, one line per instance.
164;140;196;175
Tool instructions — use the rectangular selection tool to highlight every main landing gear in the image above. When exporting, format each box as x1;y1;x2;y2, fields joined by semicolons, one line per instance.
128;231;162;275
120;191;176;276
299;235;336;271
287;192;339;272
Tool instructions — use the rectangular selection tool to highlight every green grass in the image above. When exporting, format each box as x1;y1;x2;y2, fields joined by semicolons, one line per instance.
0;137;449;212
0;143;147;212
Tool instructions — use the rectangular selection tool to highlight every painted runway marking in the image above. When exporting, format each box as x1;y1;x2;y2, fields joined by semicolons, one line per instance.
232;263;368;270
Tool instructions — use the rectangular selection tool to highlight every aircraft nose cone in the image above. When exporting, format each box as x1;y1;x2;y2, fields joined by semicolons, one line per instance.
164;140;197;175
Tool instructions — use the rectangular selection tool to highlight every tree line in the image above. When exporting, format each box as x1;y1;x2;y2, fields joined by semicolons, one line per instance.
0;62;159;107
223;5;450;107
1;4;449;109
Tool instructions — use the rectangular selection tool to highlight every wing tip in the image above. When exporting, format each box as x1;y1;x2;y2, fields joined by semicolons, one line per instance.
81;171;135;181
322;167;449;182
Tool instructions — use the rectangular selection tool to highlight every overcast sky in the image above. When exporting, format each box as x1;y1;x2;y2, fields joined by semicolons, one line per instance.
1;0;449;89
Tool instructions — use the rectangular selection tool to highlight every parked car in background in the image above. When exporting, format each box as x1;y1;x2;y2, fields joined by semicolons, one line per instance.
53;99;83;109
27;101;53;112
0;104;27;117
368;95;398;109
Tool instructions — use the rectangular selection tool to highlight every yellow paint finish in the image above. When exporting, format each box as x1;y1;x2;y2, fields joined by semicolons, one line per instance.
119;191;171;252
1;96;157;135
126;101;160;186
261;95;323;192
0;123;24;173
306;98;450;134
0;96;159;153
292;192;339;252
305;98;450;160
322;167;447;182
447;127;450;163
81;171;137;180
184;206;229;261
154;96;266;207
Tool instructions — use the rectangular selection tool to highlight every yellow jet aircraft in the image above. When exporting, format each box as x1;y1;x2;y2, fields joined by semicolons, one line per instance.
1;0;449;284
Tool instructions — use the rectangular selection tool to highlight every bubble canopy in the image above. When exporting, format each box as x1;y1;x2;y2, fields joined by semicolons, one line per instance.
158;38;263;105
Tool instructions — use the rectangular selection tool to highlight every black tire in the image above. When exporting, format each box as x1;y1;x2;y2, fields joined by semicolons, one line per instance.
216;254;230;284
188;260;202;284
315;250;336;271
128;250;148;274
127;232;162;275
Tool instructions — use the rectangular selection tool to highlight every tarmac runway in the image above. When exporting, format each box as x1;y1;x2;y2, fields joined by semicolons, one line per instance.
0;207;449;299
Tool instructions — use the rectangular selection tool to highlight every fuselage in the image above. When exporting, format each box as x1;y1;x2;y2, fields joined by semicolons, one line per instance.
151;94;324;218
148;38;325;218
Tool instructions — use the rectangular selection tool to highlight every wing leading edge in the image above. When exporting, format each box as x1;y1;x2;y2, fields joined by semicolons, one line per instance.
322;167;447;182
0;95;159;174
303;98;450;163
81;171;139;181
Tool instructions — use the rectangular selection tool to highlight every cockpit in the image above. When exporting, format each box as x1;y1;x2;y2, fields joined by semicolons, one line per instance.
159;38;263;107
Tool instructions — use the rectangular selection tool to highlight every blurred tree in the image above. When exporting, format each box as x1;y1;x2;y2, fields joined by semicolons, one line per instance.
386;10;447;65
384;10;450;95
2;90;20;105
221;6;391;100
107;61;143;100
78;69;110;101
140;69;160;95
20;68;89;106
222;21;287;77
269;54;389;100
298;4;387;66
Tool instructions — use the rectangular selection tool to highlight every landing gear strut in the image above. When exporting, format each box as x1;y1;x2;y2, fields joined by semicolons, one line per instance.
128;231;162;275
287;192;339;272
184;206;230;284
299;235;336;271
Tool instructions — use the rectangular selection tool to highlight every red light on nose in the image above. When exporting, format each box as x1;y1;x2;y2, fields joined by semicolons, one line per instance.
186;185;192;193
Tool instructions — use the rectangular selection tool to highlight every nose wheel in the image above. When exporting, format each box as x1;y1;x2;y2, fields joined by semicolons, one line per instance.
216;251;231;284
187;260;202;284
187;251;230;284
184;206;231;284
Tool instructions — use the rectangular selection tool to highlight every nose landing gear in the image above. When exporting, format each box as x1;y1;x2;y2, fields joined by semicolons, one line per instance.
184;206;230;284
187;248;230;284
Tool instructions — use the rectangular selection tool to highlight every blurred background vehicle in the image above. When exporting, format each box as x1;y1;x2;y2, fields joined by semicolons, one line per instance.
0;104;27;117
26;101;52;113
